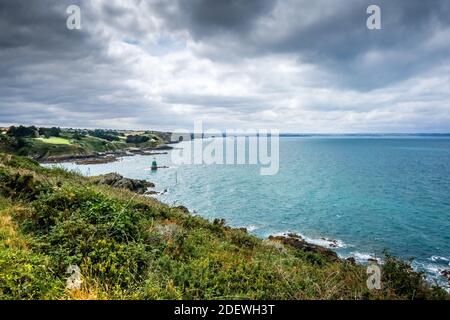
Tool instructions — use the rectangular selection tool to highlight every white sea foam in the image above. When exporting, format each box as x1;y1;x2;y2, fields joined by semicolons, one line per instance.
429;255;449;262
302;235;346;249
348;252;382;264
411;260;450;292
239;225;258;232
246;225;258;232
274;231;346;249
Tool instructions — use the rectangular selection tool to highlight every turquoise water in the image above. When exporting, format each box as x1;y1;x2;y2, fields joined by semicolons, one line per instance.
47;137;450;287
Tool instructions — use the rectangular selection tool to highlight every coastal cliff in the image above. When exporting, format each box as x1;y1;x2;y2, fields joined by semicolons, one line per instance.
0;153;448;300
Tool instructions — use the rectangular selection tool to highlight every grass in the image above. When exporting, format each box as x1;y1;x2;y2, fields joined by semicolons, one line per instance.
34;137;72;145
0;153;448;300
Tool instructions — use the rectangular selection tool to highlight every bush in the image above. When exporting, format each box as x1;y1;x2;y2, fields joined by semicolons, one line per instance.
88;129;120;142
0;170;46;201
0;246;64;299
126;135;150;144
0;135;17;152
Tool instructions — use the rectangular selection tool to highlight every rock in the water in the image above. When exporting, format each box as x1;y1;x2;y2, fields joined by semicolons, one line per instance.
268;235;340;262
346;257;356;265
93;172;155;194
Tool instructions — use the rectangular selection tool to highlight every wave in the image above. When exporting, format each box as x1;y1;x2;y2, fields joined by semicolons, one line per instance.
246;225;258;232
428;255;450;263
412;259;450;291
237;224;258;232
345;251;382;264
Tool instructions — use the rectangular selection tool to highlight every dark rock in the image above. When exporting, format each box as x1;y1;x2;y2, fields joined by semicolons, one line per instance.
286;233;302;239
93;172;155;194
441;270;450;284
153;145;173;150
175;205;190;214
268;235;340;262
213;218;226;227
346;257;356;265
39;150;129;164
320;237;339;248
74;157;118;165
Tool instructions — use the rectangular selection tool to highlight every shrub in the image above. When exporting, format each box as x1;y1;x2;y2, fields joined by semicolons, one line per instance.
88;129;120;142
0;243;64;299
126;135;150;144
0;170;46;201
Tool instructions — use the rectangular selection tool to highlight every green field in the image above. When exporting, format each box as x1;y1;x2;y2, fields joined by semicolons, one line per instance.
34;137;72;145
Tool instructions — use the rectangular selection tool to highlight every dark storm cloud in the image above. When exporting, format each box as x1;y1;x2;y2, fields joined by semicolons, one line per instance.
0;0;169;129
153;0;450;89
153;0;275;38
0;0;102;56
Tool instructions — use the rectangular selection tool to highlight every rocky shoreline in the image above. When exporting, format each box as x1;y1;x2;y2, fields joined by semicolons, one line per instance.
91;172;156;195
267;233;341;262
88;173;356;264
83;170;379;267
38;145;173;165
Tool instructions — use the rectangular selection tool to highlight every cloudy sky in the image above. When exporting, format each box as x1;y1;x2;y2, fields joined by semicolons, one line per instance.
1;0;450;132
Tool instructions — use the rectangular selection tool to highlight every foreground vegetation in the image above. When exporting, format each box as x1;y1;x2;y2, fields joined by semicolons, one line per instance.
0;126;172;160
0;153;448;300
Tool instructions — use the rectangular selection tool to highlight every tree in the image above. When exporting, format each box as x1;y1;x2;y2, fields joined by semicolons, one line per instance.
38;127;61;137
7;126;38;138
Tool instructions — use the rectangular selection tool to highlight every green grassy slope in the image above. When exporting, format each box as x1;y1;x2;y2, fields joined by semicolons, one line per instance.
0;154;447;300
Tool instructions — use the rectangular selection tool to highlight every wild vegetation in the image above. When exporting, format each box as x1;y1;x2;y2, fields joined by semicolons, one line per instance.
0;153;448;300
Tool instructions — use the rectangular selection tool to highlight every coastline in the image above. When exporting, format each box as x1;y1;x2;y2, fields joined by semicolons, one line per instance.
38;145;173;165
39;149;450;291
42;154;361;264
2;152;449;299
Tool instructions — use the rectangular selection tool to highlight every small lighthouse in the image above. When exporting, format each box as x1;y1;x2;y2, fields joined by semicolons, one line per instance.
151;158;158;171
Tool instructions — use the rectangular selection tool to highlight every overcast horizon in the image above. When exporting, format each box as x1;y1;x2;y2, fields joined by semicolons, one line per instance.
1;0;450;133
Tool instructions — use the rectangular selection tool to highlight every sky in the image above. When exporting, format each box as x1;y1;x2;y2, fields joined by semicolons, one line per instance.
0;0;450;133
